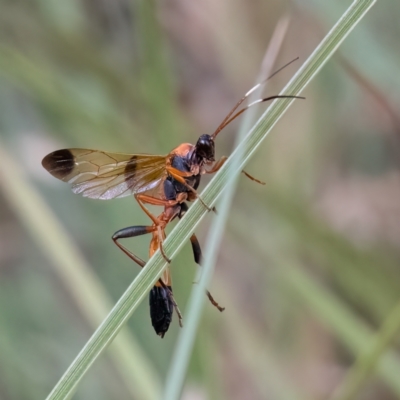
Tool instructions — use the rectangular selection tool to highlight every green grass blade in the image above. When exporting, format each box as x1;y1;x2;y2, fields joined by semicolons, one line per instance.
43;0;376;399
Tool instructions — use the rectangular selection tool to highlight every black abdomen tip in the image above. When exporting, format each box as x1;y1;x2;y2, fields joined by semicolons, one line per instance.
149;286;173;338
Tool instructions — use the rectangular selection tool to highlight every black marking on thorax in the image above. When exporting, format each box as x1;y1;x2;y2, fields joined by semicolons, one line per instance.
164;155;201;200
171;155;190;172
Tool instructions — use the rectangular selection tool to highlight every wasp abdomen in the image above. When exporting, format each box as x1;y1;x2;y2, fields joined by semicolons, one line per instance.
149;286;174;338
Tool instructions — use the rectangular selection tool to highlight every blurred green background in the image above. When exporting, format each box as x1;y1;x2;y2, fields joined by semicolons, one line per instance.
1;1;400;399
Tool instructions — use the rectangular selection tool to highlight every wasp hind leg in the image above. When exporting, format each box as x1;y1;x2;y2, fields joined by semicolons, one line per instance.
112;225;182;336
189;233;225;312
179;203;225;312
112;225;154;266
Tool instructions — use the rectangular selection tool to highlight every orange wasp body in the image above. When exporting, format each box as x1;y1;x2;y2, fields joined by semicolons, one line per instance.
42;59;303;337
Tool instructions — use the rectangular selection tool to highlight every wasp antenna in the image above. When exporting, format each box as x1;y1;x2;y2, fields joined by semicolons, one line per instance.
262;57;299;84
246;94;305;109
214;94;305;134
244;57;300;98
211;57;300;139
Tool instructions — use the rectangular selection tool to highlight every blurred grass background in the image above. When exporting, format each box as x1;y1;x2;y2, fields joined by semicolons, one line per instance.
0;1;399;399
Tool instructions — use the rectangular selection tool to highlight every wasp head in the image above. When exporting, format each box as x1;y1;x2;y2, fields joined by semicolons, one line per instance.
194;134;215;163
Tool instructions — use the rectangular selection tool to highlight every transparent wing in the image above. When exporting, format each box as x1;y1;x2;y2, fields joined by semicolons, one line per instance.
42;148;167;200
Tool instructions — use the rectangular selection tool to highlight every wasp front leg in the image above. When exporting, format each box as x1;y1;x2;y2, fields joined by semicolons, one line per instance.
206;156;265;185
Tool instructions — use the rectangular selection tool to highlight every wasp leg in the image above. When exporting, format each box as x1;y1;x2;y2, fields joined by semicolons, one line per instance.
113;224;171;265
189;233;225;312
152;225;172;264
129;197;175;264
134;192;188;261
134;193;184;224
166;166;214;212
163;286;183;328
179;203;225;312
206;156;265;185
206;290;225;312
112;225;182;335
135;193;186;210
113;225;155;266
241;170;265;185
205;156;228;174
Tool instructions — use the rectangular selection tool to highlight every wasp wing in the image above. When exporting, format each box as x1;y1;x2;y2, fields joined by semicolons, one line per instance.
42;148;167;200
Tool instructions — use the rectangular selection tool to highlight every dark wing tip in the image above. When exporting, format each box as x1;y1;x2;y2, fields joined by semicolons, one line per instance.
42;149;75;180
